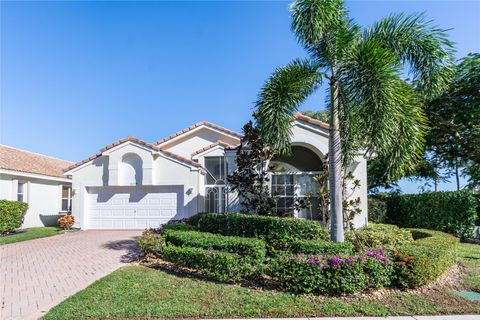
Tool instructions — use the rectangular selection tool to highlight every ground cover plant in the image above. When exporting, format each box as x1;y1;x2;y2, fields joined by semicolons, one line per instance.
43;241;480;320
135;213;459;296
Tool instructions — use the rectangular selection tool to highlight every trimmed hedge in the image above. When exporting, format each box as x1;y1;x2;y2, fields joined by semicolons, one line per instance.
268;249;392;294
288;239;353;255
392;228;458;288
384;190;477;239
164;229;266;259
0;200;28;234
159;244;256;282
346;223;413;252
193;213;329;248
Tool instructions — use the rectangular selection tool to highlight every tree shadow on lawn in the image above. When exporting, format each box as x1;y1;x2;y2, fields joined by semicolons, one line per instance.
102;238;140;263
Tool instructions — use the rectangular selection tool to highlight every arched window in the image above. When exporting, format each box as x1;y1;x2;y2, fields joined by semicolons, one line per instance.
119;153;143;185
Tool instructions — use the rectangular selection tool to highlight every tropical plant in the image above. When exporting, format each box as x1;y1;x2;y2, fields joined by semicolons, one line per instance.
227;121;276;215
254;0;453;241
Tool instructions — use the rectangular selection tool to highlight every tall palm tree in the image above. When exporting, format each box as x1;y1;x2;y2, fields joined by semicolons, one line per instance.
255;0;453;241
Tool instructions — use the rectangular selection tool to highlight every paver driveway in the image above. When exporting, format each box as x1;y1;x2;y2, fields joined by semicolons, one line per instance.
0;230;141;320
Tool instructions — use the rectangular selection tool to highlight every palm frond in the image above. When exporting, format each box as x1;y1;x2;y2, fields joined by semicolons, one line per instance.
364;12;455;97
338;39;428;178
290;0;348;52
255;59;322;155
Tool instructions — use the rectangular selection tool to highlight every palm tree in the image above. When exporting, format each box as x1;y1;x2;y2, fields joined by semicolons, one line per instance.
255;0;453;241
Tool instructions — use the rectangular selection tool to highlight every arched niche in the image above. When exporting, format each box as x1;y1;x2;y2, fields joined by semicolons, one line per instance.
270;145;324;172
119;153;143;185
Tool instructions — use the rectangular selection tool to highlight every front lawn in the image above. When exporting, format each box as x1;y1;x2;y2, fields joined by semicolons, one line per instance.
44;242;480;319
0;227;63;245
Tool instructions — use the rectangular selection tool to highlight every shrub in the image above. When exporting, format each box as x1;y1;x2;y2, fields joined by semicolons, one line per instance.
267;248;391;294
368;195;388;223
0;200;28;234
57;215;75;230
164;229;266;259
137;229;165;255
346;223;413;252
288;239;353;255
195;213;329;248
159;244;257;282
384;190;477;239
162;223;196;232
392;228;458;288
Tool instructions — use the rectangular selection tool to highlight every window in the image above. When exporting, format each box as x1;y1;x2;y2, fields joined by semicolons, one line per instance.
61;186;72;212
205;156;226;185
17;182;26;202
271;173;320;218
204;157;227;213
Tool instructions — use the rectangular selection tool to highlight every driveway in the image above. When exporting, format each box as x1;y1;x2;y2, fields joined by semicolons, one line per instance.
0;230;141;320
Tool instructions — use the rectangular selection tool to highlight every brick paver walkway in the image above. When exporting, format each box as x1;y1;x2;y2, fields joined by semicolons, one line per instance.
0;230;141;320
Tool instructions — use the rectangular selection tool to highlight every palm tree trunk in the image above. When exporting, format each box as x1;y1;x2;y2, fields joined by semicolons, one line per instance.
329;78;344;242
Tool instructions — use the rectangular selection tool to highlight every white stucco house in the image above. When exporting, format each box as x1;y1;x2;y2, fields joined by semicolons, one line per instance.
63;113;368;230
0;145;73;228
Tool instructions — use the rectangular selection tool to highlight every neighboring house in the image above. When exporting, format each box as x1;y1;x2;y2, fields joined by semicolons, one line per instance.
64;113;368;230
0;145;73;228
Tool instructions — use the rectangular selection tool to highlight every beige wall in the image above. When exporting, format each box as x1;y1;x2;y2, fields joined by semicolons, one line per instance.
0;172;71;228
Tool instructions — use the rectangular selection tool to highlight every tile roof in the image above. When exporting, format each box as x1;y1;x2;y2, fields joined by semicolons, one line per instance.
0;145;73;178
191;140;237;156
63;136;201;173
294;112;329;129
154;121;242;145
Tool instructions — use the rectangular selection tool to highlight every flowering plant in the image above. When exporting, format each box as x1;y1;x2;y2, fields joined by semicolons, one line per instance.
58;215;75;230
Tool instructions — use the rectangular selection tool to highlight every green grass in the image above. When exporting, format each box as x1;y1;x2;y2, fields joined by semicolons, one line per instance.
44;243;480;319
458;242;480;291
0;227;63;245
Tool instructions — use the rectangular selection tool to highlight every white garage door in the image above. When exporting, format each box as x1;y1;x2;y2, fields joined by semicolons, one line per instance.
86;186;183;229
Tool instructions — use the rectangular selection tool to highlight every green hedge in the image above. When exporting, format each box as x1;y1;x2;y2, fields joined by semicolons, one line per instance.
288;239;353;255
193;213;329;248
392;228;458;288
346;223;413;252
165;229;266;259
159;244;256;282
268;250;391;294
384;190;477;239
0;200;28;234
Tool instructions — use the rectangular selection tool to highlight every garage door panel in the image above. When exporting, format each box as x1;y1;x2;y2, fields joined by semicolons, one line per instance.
86;186;183;229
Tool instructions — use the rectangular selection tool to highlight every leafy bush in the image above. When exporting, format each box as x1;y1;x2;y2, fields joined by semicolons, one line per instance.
194;213;329;248
268;248;392;294
368;195;388;223
384;190;477;239
165;229;266;259
137;229;165;254
0;200;28;234
346;223;413;251
159;244;257;282
288;239;353;255
162;223;196;232
57;215;75;230
392;228;458;288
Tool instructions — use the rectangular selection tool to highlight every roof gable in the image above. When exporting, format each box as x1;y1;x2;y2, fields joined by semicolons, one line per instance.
154;121;242;147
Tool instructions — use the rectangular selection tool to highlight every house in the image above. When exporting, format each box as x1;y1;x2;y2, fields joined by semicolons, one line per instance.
63;113;368;230
0;145;73;228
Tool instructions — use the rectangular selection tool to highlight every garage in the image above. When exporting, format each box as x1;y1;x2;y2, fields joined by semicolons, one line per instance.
86;186;183;229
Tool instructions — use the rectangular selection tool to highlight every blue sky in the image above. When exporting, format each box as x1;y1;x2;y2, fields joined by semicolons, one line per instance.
1;1;479;193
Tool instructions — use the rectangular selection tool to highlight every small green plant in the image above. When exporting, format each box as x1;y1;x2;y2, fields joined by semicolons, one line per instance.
137;229;164;255
0;200;28;234
346;223;413;251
